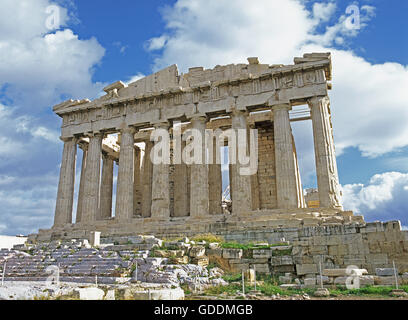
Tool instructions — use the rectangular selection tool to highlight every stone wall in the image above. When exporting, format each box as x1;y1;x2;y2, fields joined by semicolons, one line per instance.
255;121;277;209
208;220;408;276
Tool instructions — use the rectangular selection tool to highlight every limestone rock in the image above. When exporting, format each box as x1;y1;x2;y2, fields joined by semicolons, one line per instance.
189;246;206;258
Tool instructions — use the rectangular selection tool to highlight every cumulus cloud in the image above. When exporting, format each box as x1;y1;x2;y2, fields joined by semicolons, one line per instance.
312;1;337;23
342;172;408;225
0;0;106;235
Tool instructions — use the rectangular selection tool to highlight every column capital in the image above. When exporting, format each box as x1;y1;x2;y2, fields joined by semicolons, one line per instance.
230;108;249;118
271;103;292;112
151;120;170;130
59;136;76;143
78;141;88;151
120;126;137;135
307;95;329;108
84;131;103;138
190;113;207;121
190;115;208;129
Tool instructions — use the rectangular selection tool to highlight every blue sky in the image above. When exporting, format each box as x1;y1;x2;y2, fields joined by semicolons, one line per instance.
0;0;407;235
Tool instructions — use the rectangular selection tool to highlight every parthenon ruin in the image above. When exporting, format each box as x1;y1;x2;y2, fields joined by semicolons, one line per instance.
35;53;363;241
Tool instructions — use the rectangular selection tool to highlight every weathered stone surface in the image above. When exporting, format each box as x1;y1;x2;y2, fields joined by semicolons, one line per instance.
223;249;243;259
189;246;206;258
296;264;318;275
323;268;368;277
375;268;397;276
74;287;105;300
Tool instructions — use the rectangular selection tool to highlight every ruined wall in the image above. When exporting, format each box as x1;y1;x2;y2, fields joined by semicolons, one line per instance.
255;121;277;209
213;220;408;276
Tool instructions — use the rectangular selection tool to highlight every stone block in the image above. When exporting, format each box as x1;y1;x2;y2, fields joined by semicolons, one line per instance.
74;287;105;300
328;245;347;256
303;278;316;288
309;245;328;255
271;255;293;266
343;255;366;266
206;248;223;256
89;232;101;247
272;265;296;273
375;268;397;276
316;275;331;284
296;264;318;276
172;256;189;264
323;268;368;277
253;249;272;259
222;249;243;259
230;263;249;271
189;246;206;258
251;263;269;274
374;276;400;286
366;253;388;265
191;256;209;267
279;273;292;284
245;269;256;282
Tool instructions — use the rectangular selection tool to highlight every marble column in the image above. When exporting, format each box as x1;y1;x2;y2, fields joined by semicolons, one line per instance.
231;110;252;215
133;146;142;216
308;96;343;209
249;124;260;211
173;140;189;217
115;126;136;221
189;116;209;218
81;132;103;223
99;152;114;220
151;123;171;219
141;140;154;217
54;137;77;227
273;104;299;209
208;137;223;214
75;143;87;223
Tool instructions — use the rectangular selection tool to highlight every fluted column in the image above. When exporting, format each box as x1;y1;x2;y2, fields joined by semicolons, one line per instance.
75;143;87;223
54;137;77;227
308;96;343;209
209;136;223;214
173;139;189;217
81;132;103;224
133;146;142;216
231;110;252;215
190;116;209;217
141;140;154;217
115;126;136;221
99;152;114;220
273;104;299;209
151;122;170;219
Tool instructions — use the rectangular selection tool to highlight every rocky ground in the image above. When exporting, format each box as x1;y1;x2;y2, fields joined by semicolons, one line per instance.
0;235;227;300
1;234;407;300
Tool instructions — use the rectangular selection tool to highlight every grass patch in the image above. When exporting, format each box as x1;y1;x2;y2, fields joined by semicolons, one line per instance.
329;285;400;296
223;273;242;282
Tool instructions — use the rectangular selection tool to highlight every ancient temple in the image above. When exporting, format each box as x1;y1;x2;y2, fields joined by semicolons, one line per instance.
34;53;362;241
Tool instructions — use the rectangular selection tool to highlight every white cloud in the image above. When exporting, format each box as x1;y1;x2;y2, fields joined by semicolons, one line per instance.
0;0;106;235
148;0;315;71
342;172;408;225
125;73;145;86
313;2;337;23
146;35;168;51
